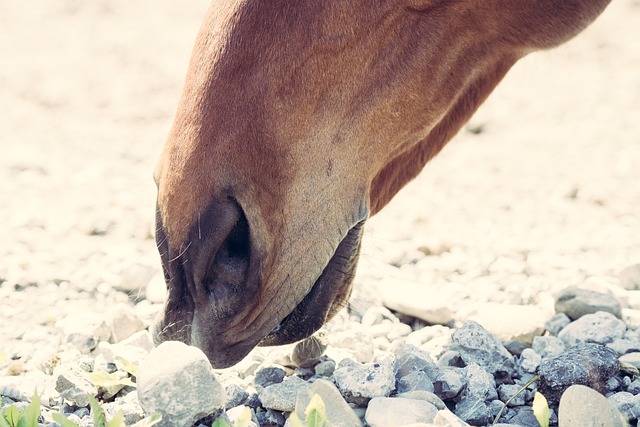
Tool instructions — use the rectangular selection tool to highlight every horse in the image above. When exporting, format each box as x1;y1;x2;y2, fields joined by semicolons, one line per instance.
152;0;612;368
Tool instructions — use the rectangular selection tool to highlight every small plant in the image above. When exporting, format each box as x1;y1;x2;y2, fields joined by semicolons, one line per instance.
0;392;40;427
532;391;550;427
211;406;253;427
289;394;328;427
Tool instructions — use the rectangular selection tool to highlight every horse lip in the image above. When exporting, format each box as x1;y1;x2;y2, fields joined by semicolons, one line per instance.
258;219;365;346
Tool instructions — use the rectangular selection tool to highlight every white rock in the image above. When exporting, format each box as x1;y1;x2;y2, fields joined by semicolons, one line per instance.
457;303;549;344
55;312;111;353
558;384;627;427
377;279;455;325
365;397;439;427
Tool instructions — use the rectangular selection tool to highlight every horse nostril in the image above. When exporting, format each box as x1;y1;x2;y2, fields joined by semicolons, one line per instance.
203;207;250;294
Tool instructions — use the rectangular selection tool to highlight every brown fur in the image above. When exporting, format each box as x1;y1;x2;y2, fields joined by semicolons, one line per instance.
154;0;611;367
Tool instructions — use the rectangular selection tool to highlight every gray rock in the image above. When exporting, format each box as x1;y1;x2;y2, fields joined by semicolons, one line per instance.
55;312;111;353
106;303;145;343
254;365;286;388
446;321;515;378
397;370;435;394
364;397;438;427
393;343;440;394
628;379;640;394
136;341;226;427
454;397;492;426
462;363;497;401
433;367;466;400
225;383;249;409
53;364;98;407
256;409;285;426
555;287;622;320
558;311;626;347
508;406;539;427
558;384;627;427
258;375;307;412
498;384;526;407
395;390;446;410
517;348;542;374
609;391;640;422
537;343;620;405
608;338;640;355
545;313;571;336
531;335;565;358
314;358;336;377
294;379;362;427
333;359;395;406
619;264;640;291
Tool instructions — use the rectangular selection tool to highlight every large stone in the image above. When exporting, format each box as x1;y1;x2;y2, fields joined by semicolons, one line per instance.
294;379;362;427
258;375;307;412
461;303;548;344
136;341;226;427
557;311;626;347
333;359;395;406
554;287;622;320
445;321;516;377
537;343;620;405
558;385;627;427
364;397;438;427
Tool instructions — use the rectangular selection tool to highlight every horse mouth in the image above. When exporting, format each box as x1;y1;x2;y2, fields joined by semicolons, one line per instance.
258;220;365;347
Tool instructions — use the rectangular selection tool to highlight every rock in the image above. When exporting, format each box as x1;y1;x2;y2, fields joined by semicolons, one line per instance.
531;335;565;358
544;313;571;336
314;358;336;377
608;391;640;423
393;343;440;394
254;365;286;388
136;341;226;427
105;303;145;343
537;343;620;404
364;397;439;427
507;406;539;427
608;337;640;355
517;348;542;374
377;279;454;325
554;287;622;320
225;384;249;409
225;406;258;427
294;379;362;427
326;323;375;363
53;364;98;407
619;352;640;371
461;303;547;344
433;367;466;400
55;312;111;353
558;384;627;427
395;390;446;410
454;397;492;426
333;359;395;406
258;375;307;412
462;363;498;401
256;409;285;426
406;325;452;348
432;409;471;426
619;264;640;291
291;332;328;368
116;263;157;294
445;321;516;378
557;311;626;347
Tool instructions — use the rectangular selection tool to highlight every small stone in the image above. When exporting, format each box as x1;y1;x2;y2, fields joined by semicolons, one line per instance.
508;406;539;427
518;348;542;374
314;358;336;377
446;321;516;378
455;397;492;426
106;303;145;343
555;287;622;320
254;365;286;388
432;408;471;426
433;368;466;400
558;311;626;347
462;303;547;344
225;384;249;409
462;363;497;401
395;390;446;410
136;341;226;427
498;384;526;407
609;338;640;355
116;263;157;294
291;332;328;368
537;343;620;405
545;313;571;336
393;343;440;394
619;352;640;371
361;306;398;328
225;406;257;427
531;335;565;358
55;312;111;353
333;359;395;406
364;397;438;427
53;364;98;407
378;279;454;325
145;271;167;303
558;384;627;427
619;264;640;291
294;379;362;427
258;375;307;412
628;379;640;394
255;409;284;426
608;392;640;423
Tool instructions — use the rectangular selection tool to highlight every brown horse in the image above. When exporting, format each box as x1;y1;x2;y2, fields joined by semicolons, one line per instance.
153;0;612;368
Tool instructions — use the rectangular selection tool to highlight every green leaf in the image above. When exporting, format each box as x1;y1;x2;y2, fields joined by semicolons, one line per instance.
114;356;138;377
16;392;40;427
210;417;232;427
532;392;550;427
0;409;13;427
131;413;162;427
52;413;83;427
88;395;107;427
87;371;136;389
304;394;326;427
3;406;19;427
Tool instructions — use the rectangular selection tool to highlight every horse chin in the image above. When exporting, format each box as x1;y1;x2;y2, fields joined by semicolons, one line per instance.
258;220;365;347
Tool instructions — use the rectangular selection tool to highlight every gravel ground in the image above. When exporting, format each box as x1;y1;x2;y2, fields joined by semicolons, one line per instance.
1;1;639;426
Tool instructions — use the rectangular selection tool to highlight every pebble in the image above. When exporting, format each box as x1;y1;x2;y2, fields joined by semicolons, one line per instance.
55;312;111;353
558;384;627;427
554;286;623;320
537;343;620;405
531;335;565;358
377;278;454;325
254;365;286;388
53;364;97;407
136;341;226;427
433;367;466;400
333;359;395;406
557;311;626;347
258;375;306;412
544;313;571;336
459;303;548;344
608;391;640;423
105;303;145;343
517;348;542;374
364;396;439;427
619;264;640;291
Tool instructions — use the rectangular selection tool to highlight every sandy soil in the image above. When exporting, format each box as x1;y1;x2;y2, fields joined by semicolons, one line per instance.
1;0;639;367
